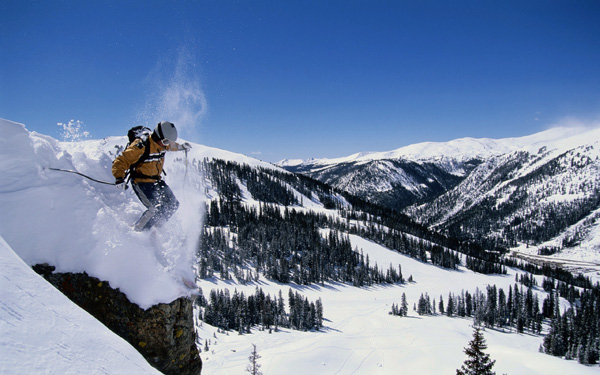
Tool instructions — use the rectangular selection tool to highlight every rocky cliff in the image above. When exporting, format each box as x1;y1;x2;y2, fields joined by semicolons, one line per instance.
33;264;202;375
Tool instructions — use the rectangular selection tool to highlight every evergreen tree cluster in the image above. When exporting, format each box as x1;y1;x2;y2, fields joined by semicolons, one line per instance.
416;292;434;315
402;274;600;368
287;289;324;331
198;158;346;209
504;257;594;291
390;293;409;317
542;288;600;365
335;206;510;275
338;207;483;272
448;284;543;334
430;245;461;269
464;255;506;274
343;214;464;271
199;199;405;286
200;287;323;333
394;283;545;335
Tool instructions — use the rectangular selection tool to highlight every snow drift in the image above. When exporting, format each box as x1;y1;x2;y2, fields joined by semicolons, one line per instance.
0;118;211;308
0;235;162;374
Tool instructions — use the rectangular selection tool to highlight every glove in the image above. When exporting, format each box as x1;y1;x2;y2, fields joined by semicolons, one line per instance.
180;142;192;151
115;178;127;191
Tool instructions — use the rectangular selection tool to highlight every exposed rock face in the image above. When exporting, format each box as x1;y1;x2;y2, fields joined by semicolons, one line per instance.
33;264;202;375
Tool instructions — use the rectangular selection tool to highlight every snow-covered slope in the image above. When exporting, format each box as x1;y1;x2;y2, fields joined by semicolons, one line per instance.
0;235;162;375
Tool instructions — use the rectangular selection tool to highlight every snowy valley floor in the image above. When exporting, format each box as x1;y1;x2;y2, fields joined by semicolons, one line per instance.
195;235;600;375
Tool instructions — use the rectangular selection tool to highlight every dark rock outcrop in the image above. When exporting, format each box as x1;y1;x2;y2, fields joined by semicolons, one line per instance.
33;264;202;375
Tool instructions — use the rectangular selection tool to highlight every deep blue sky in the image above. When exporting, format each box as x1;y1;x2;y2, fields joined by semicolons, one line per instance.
1;1;599;162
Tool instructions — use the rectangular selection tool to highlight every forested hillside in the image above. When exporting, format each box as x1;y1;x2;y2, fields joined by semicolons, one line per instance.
195;158;505;286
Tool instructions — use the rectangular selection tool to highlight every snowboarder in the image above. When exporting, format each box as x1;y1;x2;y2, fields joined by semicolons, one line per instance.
112;121;191;231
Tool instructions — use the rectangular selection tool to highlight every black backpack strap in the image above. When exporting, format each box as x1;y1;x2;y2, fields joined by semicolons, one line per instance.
127;138;159;182
133;138;151;167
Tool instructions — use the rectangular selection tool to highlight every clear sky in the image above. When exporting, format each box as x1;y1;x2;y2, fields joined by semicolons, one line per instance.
1;1;599;162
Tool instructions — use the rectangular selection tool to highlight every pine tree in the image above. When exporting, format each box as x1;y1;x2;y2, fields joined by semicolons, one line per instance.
447;292;455;317
401;293;409;316
315;297;324;329
246;343;263;375
456;327;497;375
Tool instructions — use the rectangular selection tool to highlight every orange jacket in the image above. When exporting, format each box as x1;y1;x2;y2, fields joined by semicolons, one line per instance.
112;136;181;183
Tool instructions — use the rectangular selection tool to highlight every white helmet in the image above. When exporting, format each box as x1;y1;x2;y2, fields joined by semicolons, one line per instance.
154;121;178;144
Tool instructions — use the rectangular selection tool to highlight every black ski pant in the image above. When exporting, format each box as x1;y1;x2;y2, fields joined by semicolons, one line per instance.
132;180;179;231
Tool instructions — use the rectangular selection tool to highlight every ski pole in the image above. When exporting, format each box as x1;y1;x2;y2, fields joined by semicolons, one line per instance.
48;167;116;185
184;148;189;181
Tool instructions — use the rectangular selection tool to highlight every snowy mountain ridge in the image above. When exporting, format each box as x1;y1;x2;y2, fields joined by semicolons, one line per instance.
279;126;595;169
278;127;600;213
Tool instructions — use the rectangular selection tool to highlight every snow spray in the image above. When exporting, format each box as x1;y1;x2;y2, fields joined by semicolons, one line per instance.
135;46;208;282
136;46;207;140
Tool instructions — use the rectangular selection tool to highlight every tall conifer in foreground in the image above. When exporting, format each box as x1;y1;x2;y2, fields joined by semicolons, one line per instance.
246;344;262;375
456;327;496;375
